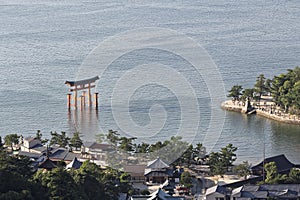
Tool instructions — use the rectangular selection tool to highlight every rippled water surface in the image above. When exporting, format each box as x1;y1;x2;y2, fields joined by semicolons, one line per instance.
0;0;300;164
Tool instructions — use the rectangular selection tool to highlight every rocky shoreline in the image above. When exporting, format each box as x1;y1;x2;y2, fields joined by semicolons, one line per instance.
221;100;300;125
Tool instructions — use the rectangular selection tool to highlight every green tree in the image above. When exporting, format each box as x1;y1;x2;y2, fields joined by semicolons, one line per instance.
119;137;136;152
265;79;272;95
227;85;243;101
264;162;286;184
4;134;19;150
157;136;189;164
208;144;238;175
95;133;106;143
107;130;120;147
49;131;70;148
135;142;150;153
233;161;251;179
208;152;226;176
241;88;255;103
286;168;300;183
70;132;83;151
35;130;48;145
220;143;237;171
180;171;193;188
149;141;164;152
0;150;39;199
268;67;300;113
194;143;206;159
254;74;267;100
74;161;106;200
175;144;194;166
34;168;84;200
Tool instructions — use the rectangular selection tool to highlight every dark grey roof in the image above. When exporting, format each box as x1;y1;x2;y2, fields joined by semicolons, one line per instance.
241;191;268;199
144;170;172;177
19;151;42;160
206;185;228;196
30;144;47;153
233;184;300;200
260;184;300;194
147;157;169;169
243;185;260;192
83;142;112;151
65;76;99;86
48;148;79;161
38;158;57;169
251;154;296;173
66;157;82;169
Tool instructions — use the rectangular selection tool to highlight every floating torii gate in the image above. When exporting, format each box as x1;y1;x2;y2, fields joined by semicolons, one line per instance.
65;76;99;110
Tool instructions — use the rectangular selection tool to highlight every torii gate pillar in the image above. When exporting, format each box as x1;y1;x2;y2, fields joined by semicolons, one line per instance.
65;76;99;110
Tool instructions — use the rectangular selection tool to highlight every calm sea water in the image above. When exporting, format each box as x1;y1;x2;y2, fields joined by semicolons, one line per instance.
0;0;299;164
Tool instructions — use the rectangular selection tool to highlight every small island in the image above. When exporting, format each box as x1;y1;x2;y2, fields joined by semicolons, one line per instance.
222;67;300;125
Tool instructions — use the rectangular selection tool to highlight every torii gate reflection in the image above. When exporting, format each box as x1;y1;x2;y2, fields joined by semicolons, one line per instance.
65;76;100;141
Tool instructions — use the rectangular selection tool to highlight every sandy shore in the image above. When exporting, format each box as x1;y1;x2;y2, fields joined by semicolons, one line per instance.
221;99;300;125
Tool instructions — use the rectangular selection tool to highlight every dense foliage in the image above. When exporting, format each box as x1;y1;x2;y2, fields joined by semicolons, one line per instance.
208;143;238;176
228;67;300;114
103;130;207;166
0;147;132;200
262;162;300;184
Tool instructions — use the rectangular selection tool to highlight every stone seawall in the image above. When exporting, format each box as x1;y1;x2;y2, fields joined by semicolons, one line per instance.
221;100;300;125
221;101;244;113
256;109;300;125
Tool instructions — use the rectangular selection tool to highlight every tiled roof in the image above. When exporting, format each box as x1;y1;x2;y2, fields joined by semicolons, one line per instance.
83;142;112;151
18;151;42;159
124;165;147;174
38;158;57;169
251;154;296;173
66;157;82;169
205;185;227;196
147;157;169;169
49;148;79;161
232;184;300;200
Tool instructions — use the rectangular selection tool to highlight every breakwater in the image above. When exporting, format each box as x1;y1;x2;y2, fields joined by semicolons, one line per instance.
221;100;300;125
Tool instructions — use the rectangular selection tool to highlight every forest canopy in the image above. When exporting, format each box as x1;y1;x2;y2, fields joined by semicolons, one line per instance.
228;67;300;114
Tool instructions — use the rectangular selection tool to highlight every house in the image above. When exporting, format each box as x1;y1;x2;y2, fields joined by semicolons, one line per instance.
144;157;173;184
205;185;229;200
48;147;79;164
231;185;267;200
81;142;112;161
20;136;44;153
124;164;147;183
130;188;185;200
206;184;300;200
230;184;300;200
251;154;299;175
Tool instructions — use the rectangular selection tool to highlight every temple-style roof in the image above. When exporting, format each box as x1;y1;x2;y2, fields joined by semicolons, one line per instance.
65;76;99;87
251;154;296;174
38;157;57;170
205;185;228;196
66;157;82;169
147;157;170;169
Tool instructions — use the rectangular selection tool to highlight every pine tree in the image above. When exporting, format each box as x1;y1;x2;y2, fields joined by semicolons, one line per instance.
70;132;83;151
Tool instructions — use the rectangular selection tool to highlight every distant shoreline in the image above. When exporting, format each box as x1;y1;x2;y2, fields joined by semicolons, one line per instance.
221;99;300;125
